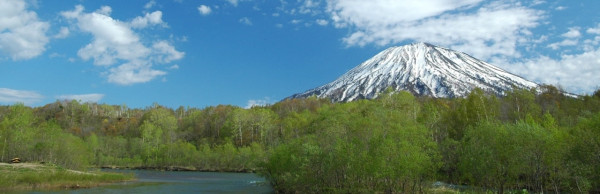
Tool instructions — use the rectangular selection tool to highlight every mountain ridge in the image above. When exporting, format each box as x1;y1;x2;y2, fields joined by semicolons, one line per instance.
288;42;539;102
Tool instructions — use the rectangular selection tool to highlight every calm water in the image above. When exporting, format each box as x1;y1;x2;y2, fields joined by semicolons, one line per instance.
26;170;274;194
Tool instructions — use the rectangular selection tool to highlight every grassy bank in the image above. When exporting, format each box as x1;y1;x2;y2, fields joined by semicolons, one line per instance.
0;163;134;191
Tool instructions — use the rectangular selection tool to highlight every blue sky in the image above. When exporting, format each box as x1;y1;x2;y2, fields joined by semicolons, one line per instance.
1;0;599;108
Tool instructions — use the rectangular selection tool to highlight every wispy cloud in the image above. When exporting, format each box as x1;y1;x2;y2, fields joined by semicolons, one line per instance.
53;27;70;39
504;23;600;94
562;27;581;38
547;27;581;50
239;17;252;25
168;64;179;70
57;93;105;103
548;39;578;50
290;19;302;24
587;24;600;35
512;48;600;94
327;0;542;61
316;19;328;26
225;0;239;7
245;97;271;109
144;0;156;10
198;5;212;16
0;88;44;105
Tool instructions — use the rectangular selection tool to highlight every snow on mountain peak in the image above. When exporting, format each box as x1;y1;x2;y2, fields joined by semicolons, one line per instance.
289;42;539;102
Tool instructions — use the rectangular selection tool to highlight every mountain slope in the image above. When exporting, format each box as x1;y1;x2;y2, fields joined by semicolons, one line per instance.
289;42;538;102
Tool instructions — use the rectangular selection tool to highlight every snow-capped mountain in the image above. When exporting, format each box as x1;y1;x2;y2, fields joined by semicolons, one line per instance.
289;42;539;102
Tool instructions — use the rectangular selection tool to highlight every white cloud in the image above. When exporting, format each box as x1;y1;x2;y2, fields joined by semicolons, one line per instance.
245;97;271;109
57;93;105;103
151;40;184;63
61;5;184;85
531;0;545;6
49;53;62;58
60;4;84;18
97;6;112;15
512;48;600;94
299;0;321;14
328;0;483;27
315;0;599;95
0;88;44;105
583;36;600;52
555;6;567;11
316;19;328;26
168;64;179;70
303;0;319;8
548;39;578;50
107;62;167;85
179;36;188;42
64;8;149;66
239;17;252;25
562;27;581;38
547;27;582;50
532;35;548;44
0;0;49;60
145;1;157;9
226;0;239;7
587;24;600;35
130;11;166;29
198;5;212;15
53;27;70;39
326;0;542;60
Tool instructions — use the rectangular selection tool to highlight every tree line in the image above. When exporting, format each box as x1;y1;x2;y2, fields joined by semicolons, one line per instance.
1;85;599;193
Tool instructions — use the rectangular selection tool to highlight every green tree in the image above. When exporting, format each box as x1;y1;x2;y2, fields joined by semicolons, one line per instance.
0;104;36;162
459;121;517;193
140;121;163;165
228;108;249;146
502;88;540;122
569;111;600;192
86;133;100;165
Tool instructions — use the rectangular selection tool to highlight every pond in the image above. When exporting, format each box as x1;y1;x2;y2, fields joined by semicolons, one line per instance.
25;170;274;194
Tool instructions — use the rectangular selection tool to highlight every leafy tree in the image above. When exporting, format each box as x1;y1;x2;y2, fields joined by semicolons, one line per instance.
459;121;521;193
502;88;540;122
0;104;36;162
140;121;163;165
280;110;313;140
568;111;600;192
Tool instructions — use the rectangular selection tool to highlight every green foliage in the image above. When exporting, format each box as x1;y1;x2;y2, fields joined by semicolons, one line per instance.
0;104;89;169
261;92;440;193
2;85;600;193
459;121;523;191
502;88;540;122
458;118;578;193
568;111;600;192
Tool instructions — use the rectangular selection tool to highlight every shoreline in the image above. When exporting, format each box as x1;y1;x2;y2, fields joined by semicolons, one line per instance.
0;162;135;192
99;165;259;173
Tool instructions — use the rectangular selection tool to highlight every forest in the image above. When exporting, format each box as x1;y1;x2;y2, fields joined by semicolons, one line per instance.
1;85;599;193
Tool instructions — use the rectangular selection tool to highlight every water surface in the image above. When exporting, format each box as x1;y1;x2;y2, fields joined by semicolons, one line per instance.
29;170;273;194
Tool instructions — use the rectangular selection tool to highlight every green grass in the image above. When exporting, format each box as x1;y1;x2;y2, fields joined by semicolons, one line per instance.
0;163;135;191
